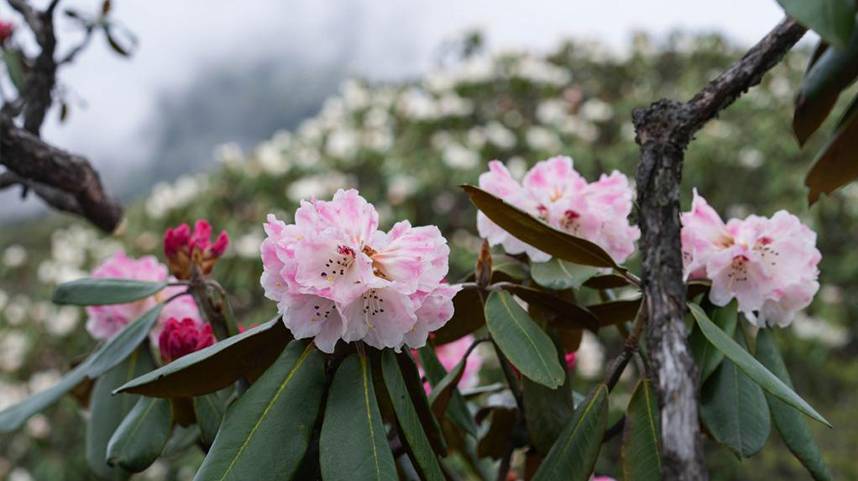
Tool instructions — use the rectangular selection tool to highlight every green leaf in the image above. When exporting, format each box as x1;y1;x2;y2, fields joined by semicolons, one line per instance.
501;284;600;332
193;393;225;447
106;397;173;472
320;351;398;481
689;301;738;383
52;278;168;306
805;101;858;204
688;303;830;426
394;353;447;455
531;258;600;290
794;17;858;145
622;379;661;481
428;349;472;422
493;255;530;280
700;332;771;457
777;0;855;49
194;341;326;481
432;287;485;345
485;290;565;388
756;330;833;481
2;49;25;92
115;319;291;397
88;303;163;378
463;185;618;268
0;358;91;432
531;384;609;481
522;374;574;455
587;297;642;328
476;407;517;459
417;345;477;437
582;274;632;290
87;347;155;480
381;351;446;481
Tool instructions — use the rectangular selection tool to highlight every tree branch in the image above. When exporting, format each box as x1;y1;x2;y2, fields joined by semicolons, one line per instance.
632;17;806;481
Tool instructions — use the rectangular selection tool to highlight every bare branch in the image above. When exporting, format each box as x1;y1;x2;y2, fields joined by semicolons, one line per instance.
632;17;806;481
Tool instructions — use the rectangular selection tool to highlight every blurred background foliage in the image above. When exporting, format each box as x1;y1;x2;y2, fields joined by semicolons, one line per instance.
1;31;856;480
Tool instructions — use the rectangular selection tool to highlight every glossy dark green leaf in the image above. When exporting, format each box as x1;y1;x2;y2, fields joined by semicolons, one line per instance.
777;0;855;49
463;185;618;268
806;103;858;203
87;347;155;480
531;384;609;481
193;393;225;447
2;50;25;91
688;303;830;426
622;379;661;481
115;319;291;398
484;291;565;389
531;258;600;290
476;407;517;459
522;374;574;455
701;333;770;457
794;17;858;145
88;304;163;378
52;278;168;306
320;351;397;481
501;284;599;332
106;397;172;472
428;350;470;422
194;341;326;481
394;353;447;455
582;274;632;290
432;287;485;345
587;297;642;328
493;255;530;280
756;330;833;481
381;351;445;481
417;345;477;437
689;301;738;383
0;358;91;432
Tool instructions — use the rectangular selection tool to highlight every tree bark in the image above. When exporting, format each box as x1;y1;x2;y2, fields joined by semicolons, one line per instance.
632;17;806;481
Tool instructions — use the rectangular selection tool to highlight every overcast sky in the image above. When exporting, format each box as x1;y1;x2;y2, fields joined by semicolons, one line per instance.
1;0;789;219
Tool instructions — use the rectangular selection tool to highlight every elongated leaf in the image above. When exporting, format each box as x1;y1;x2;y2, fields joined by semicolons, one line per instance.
493;255;530;280
321;352;397;481
806;104;858;203
583;274;631;290
0;358;91;432
194;341;326;481
428;350;471;421
106;397;172;472
501;284;599;332
476;407;517;459
587;297;642;328
432;287;485;345
2;50;25;92
88;304;163;378
688;303;830;426
531;259;599;290
463;185;617;268
622;379;661;481
532;384;609;481
381;351;445;481
522;374;574;455
690;301;738;383
777;0;855;49
484;291;565;389
701;333;771;457
115;319;291;397
395;353;447;455
756;330;833;481
193;393;225;447
52;278;167;306
417;346;477;437
87;347;155;480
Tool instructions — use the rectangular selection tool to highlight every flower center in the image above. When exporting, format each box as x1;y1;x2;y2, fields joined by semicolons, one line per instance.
321;245;357;280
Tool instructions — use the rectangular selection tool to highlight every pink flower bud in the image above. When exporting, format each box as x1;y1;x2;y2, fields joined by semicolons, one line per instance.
163;219;229;279
0;21;14;44
158;317;215;363
564;352;577;370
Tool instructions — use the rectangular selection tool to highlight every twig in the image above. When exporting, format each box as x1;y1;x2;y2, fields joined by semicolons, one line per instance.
604;299;647;392
632;17;806;481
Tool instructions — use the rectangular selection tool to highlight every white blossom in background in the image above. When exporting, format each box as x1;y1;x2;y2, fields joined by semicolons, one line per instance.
28;370;60;395
46;306;80;337
0;380;27;410
341;79;370;111
215;142;245;170
0;331;30;371
579;98;614;122
536;99;570;125
397;88;439;120
387;174;418;205
558;116;599;142
25;414;50;439
286;172;353;202
738;147;764;169
576;331;605;379
234;232;264;259
442;143;480;170
8;468;33;481
484;121;517;150
3;296;29;326
0;289;7;311
438;93;473;117
145;175;208;219
791;314;849;348
326;128;360;160
525;126;562;152
142;461;169;481
2;245;27;268
255;141;290;175
512;56;571;86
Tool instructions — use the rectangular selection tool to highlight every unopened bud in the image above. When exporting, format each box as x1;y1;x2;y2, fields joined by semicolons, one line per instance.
163;219;229;279
158;317;215;363
475;239;492;288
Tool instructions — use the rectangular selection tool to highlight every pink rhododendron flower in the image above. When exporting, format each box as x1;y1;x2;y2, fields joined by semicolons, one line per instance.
260;189;460;352
434;335;483;389
477;156;640;263
680;190;821;327
158;317;215;363
85;251;201;340
164;219;229;279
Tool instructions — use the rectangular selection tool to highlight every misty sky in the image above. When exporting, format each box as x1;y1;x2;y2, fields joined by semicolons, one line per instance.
1;0;789;219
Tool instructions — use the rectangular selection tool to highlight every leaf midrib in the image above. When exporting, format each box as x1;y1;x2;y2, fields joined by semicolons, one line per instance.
497;293;558;385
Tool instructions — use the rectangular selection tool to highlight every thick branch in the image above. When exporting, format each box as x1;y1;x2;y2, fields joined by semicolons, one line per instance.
0;119;122;231
632;17;805;481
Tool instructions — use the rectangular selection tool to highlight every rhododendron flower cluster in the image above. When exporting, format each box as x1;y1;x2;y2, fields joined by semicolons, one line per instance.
158;317;215;363
681;190;821;327
164;219;229;279
477;156;640;263
85;251;201;340
260;189;460;353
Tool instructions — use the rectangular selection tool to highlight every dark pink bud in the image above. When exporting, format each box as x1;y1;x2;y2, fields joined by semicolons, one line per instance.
164;223;191;258
0;21;14;44
191;219;213;252
564;352;577;370
210;230;230;257
158;317;215;363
